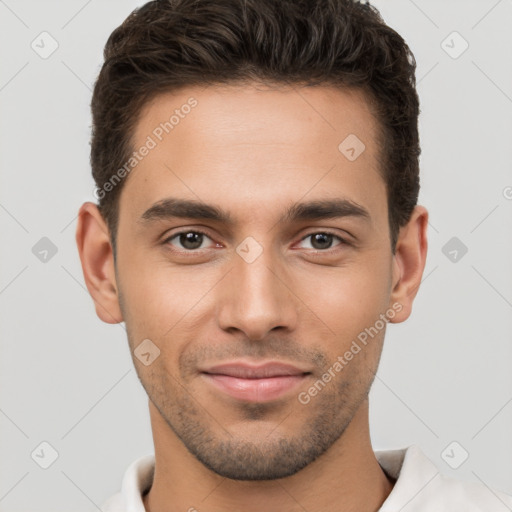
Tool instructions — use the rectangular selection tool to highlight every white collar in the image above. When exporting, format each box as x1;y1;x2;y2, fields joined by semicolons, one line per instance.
101;444;512;511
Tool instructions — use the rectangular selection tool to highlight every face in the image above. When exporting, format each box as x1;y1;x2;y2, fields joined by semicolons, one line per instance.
113;83;400;480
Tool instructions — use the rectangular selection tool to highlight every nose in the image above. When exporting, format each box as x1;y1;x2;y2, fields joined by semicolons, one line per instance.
216;243;298;341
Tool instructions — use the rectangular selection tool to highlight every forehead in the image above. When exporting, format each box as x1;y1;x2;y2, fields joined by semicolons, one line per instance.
121;83;386;227
134;82;379;155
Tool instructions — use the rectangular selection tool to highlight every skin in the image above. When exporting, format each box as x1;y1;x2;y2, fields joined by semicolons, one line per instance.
76;83;428;512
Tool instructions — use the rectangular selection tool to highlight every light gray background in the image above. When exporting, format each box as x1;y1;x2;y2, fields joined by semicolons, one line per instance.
1;0;511;510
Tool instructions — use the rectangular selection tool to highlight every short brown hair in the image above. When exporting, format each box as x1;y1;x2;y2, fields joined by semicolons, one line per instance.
91;0;420;254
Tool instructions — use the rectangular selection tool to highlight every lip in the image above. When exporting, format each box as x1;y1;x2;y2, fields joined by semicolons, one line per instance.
203;361;310;378
200;361;311;402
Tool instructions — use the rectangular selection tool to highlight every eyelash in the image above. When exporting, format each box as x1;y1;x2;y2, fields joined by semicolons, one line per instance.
162;229;350;254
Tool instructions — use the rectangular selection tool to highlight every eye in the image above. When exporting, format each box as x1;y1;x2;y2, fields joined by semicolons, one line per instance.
162;229;350;254
297;232;348;251
164;230;217;251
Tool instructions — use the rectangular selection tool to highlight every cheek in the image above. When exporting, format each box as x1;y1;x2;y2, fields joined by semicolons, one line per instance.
304;260;392;356
312;256;390;310
117;250;220;339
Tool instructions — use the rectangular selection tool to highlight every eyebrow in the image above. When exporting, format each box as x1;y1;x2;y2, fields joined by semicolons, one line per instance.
139;197;371;225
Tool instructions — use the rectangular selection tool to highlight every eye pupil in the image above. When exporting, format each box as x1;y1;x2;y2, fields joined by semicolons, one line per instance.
180;232;203;250
311;233;333;250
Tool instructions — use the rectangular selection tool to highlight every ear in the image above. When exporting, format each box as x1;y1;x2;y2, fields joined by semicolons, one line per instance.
75;202;123;324
388;205;429;323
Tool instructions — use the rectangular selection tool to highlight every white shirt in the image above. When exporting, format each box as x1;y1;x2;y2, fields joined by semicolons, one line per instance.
101;444;512;511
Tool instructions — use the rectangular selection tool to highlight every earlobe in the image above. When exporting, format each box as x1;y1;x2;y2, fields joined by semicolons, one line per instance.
388;205;429;324
75;202;123;324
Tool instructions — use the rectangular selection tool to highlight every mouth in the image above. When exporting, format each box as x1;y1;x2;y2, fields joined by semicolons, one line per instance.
200;361;312;403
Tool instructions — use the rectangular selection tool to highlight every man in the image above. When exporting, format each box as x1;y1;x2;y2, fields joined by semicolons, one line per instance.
76;0;512;510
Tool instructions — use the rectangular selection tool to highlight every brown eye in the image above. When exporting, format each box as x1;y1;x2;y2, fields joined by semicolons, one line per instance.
165;230;212;251
298;232;347;251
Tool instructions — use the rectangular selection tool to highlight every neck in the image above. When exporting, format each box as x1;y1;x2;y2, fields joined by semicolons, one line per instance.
143;399;394;512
